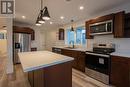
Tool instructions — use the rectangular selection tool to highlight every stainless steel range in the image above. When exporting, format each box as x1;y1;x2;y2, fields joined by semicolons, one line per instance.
85;43;115;84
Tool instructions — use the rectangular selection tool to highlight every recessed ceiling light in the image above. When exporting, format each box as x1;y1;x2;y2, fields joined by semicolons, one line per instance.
50;22;53;24
79;6;84;10
60;16;64;19
22;16;26;19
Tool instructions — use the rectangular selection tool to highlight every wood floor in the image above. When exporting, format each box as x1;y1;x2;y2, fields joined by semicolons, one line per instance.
0;64;113;87
0;55;7;80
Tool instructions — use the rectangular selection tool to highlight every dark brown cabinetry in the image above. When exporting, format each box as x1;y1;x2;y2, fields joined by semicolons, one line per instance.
85;20;93;39
114;11;130;38
59;28;64;40
110;56;130;87
28;62;72;87
85;11;130;38
13;26;35;40
124;13;130;38
31;48;37;51
61;49;85;72
77;52;85;72
114;11;125;38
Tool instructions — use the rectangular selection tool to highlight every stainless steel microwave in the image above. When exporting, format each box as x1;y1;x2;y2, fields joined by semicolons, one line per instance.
89;20;113;35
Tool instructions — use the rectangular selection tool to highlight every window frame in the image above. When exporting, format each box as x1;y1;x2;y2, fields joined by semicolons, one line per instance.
65;26;86;45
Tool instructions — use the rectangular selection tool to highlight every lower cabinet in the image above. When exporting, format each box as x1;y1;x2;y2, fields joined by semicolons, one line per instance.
61;49;85;72
28;62;72;87
110;56;130;87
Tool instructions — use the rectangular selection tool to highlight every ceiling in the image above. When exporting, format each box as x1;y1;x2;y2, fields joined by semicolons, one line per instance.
14;0;130;27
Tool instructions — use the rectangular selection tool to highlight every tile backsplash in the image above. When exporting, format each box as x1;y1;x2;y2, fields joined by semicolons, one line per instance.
54;34;130;52
91;35;130;52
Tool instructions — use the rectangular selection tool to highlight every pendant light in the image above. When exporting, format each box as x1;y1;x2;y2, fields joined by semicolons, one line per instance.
38;10;45;24
36;20;42;26
71;20;74;31
36;0;50;26
42;6;50;20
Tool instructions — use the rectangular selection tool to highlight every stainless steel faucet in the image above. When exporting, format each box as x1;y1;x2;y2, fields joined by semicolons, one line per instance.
69;40;75;48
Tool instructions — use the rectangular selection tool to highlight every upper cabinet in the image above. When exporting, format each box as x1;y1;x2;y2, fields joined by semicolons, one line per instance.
59;28;64;40
114;11;130;38
85;11;130;38
85;20;93;39
124;13;130;38
114;11;125;38
13;26;35;40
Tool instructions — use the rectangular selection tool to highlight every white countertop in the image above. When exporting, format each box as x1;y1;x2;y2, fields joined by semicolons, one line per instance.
52;46;92;52
111;51;130;58
18;51;74;72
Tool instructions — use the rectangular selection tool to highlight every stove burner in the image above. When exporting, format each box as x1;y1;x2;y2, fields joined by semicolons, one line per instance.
86;43;115;55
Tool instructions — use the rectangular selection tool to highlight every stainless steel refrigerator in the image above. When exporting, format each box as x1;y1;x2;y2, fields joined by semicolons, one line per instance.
13;33;31;64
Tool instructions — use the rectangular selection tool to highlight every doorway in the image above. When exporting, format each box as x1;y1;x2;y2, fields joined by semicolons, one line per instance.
0;20;7;80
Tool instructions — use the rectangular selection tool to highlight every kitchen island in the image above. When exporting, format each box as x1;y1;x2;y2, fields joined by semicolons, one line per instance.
18;51;74;87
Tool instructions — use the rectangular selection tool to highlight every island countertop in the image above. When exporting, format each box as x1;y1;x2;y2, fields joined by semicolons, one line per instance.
18;51;74;72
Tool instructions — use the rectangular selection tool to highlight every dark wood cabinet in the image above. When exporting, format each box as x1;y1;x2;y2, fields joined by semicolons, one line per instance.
28;62;72;87
89;14;114;24
28;71;34;87
85;11;130;38
110;56;130;87
114;11;125;38
114;11;130;38
33;69;44;87
77;51;85;72
31;48;37;51
59;28;64;40
85;20;93;39
124;13;130;38
61;49;85;72
13;26;35;40
61;49;78;68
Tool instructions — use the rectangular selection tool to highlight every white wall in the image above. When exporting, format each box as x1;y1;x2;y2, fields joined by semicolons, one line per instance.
89;35;130;52
45;27;65;51
13;22;46;51
6;18;14;74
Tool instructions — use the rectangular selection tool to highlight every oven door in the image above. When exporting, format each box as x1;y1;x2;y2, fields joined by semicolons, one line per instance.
85;52;110;75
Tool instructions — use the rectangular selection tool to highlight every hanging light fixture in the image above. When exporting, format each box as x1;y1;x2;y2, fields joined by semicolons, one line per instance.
71;20;74;31
35;20;42;26
38;10;45;24
42;6;50;20
36;0;50;26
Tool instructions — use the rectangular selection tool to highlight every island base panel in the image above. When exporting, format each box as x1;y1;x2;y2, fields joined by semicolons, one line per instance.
28;61;72;87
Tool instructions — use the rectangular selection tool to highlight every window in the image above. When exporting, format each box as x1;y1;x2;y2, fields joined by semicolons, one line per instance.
66;29;75;45
66;26;86;45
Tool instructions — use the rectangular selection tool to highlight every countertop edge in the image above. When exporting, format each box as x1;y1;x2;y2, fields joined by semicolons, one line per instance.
110;52;130;58
52;46;89;52
22;57;74;72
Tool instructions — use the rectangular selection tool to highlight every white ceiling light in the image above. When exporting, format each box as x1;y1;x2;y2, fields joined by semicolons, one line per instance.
36;23;42;26
79;6;84;10
22;16;26;19
50;22;53;24
60;16;64;19
36;24;41;26
36;20;42;26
